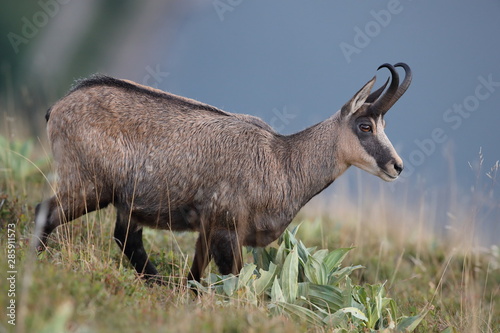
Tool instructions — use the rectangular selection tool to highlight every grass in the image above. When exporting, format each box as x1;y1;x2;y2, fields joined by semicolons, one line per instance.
0;133;499;332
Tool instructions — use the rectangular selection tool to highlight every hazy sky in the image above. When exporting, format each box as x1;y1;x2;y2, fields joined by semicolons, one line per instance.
151;0;500;193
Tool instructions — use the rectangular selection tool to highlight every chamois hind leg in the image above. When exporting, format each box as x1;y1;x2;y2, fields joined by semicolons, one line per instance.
113;212;160;283
210;229;243;276
188;230;212;283
34;187;108;252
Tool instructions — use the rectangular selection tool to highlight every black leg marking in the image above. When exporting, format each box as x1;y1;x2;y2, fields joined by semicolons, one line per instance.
210;229;242;276
188;231;212;283
114;214;160;282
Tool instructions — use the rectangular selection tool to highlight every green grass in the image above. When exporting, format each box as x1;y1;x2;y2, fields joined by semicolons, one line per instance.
0;134;499;332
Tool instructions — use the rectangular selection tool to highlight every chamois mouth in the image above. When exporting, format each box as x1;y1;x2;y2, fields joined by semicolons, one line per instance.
381;170;398;181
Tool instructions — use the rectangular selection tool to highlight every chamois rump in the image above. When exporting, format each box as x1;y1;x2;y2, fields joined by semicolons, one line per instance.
35;63;411;284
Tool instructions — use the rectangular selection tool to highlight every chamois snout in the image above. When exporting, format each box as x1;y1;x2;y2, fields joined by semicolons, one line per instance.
393;160;404;175
371;130;404;182
349;134;404;182
379;154;404;181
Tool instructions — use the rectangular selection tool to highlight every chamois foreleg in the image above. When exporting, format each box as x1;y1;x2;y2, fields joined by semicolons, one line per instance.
210;228;243;276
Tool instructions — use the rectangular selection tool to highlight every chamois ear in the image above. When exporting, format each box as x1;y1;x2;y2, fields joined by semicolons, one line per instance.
340;76;376;118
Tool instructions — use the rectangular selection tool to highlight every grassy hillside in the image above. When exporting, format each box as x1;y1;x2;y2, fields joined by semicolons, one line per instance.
0;134;498;332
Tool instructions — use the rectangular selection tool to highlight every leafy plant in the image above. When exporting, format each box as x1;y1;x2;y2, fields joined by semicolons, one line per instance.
189;226;428;331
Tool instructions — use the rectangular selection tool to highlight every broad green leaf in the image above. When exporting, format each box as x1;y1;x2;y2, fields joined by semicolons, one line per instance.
323;309;350;329
304;256;324;285
271;277;285;303
387;297;399;323
275;238;288;266
296;239;312;266
304;249;329;285
397;315;426;332
252;247;277;271
377;297;398;330
323;248;354;273
206;272;221;285
307;284;344;312
312;249;329;263
282;229;295;250
369;284;385;328
281;245;299;302
274;302;324;327
237;264;256;290
339;307;368;322
304;299;332;317
306;246;318;255
396;309;429;332
254;263;277;295
222;275;238;296
289;224;301;236
329;265;364;285
296;282;310;300
353;285;367;304
352;282;389;329
187;279;209;294
342;276;354;308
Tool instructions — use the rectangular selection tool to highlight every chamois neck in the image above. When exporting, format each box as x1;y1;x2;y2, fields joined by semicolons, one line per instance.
282;112;349;205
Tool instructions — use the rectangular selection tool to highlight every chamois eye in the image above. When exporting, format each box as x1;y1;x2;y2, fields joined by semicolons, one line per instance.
359;124;372;133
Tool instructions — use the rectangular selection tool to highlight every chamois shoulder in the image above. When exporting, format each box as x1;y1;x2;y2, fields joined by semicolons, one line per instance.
70;74;228;115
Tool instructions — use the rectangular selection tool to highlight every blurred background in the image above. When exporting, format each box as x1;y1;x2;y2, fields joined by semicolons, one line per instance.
1;0;499;244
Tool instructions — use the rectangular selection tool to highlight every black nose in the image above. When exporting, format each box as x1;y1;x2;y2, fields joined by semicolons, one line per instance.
394;162;404;175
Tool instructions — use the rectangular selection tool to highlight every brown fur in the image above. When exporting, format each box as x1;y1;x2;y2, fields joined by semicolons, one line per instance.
35;64;410;284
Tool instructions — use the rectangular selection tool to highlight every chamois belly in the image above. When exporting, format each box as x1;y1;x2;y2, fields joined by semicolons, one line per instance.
115;195;202;232
244;225;290;247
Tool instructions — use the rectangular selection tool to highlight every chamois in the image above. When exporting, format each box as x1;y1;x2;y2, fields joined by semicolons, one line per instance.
35;63;411;284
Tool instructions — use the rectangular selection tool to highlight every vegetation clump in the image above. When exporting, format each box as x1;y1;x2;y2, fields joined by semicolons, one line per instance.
192;227;427;331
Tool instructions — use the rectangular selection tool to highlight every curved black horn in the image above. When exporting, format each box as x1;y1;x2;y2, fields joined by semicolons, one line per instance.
365;77;389;104
369;63;399;115
388;62;412;109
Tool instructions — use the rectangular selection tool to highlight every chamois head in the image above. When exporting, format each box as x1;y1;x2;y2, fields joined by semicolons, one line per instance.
338;63;411;181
